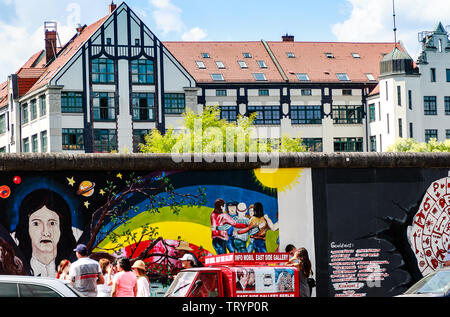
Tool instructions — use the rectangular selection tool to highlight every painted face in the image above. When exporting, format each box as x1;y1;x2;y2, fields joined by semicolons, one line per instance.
228;206;237;216
249;208;254;217
28;206;61;260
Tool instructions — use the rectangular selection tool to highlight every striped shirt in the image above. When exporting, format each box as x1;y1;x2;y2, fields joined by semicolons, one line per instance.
68;257;102;297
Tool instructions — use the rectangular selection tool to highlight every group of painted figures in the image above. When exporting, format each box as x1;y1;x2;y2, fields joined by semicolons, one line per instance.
211;199;279;255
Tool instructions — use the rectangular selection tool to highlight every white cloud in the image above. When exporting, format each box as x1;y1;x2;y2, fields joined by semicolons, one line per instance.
182;27;208;41
332;0;450;59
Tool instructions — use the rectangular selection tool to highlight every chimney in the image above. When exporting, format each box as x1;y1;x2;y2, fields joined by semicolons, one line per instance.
76;24;83;35
44;22;58;64
282;34;295;42
109;1;117;13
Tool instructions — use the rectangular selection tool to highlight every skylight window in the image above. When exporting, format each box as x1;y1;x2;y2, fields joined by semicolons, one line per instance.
366;73;376;81
296;73;310;81
215;61;225;69
336;73;350;81
325;53;335;59
211;73;224;81
243;53;252;58
201;53;210;58
238;61;248;69
257;60;267;68
287;52;295;58
252;73;267;81
352;53;361;58
196;61;206;69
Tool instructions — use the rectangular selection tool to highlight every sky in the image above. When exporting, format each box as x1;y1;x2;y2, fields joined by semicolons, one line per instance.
1;0;450;81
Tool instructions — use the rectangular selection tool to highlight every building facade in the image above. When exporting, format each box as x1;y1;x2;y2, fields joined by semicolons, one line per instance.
0;2;448;154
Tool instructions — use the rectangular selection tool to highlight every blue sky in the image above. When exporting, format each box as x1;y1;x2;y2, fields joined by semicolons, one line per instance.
0;0;450;80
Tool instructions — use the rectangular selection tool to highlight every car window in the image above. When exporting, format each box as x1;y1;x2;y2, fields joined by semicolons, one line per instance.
0;283;19;297
19;284;61;298
405;271;450;295
190;273;220;298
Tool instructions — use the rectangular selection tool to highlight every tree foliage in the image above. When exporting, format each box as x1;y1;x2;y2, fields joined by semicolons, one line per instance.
387;138;450;152
140;106;307;154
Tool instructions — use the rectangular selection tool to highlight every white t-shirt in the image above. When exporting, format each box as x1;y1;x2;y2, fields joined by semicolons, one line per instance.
136;277;151;297
97;273;114;297
68;257;102;297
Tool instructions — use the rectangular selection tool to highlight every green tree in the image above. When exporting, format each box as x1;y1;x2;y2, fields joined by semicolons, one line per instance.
140;106;307;153
387;138;450;152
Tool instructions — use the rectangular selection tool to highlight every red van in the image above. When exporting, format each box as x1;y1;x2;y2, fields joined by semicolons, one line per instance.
165;253;300;298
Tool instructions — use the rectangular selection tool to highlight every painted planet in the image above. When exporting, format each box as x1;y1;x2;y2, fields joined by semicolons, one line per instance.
13;176;21;185
76;181;96;197
0;186;11;199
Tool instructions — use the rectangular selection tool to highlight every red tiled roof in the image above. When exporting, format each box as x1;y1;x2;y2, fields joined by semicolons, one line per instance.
163;41;285;83
369;84;380;97
0;81;8;108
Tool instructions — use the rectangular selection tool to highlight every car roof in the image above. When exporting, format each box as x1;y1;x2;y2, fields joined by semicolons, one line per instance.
0;275;69;284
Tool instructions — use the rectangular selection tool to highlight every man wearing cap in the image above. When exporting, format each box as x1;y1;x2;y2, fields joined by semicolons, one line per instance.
176;241;203;267
68;244;104;297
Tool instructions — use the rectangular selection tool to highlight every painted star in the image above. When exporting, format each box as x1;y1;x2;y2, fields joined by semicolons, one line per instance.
99;189;106;196
117;173;123;179
67;177;76;187
84;201;90;209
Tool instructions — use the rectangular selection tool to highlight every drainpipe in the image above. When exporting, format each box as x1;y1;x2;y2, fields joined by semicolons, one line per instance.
261;40;289;82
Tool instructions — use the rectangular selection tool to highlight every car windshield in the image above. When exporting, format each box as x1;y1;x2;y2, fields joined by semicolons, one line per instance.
404;271;450;295
165;272;197;297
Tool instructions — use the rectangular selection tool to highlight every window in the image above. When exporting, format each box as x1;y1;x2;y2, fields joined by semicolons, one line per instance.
243;53;252;58
332;105;363;124
287;52;295;58
0;283;18;297
92;58;115;84
446;129;450;139
21;104;29;125
430;68;436;82
252;73;267;81
61;92;83;113
164;93;185;114
201;53;210;58
31;134;38;153
106;38;112;45
301;89;312;96
19;283;61;297
352;53;360;58
211;74;224;81
398;118;403;138
22;137;30;153
334;137;363;152
0;114;5;134
216;90;227;97
62;129;84;151
238;61;248;69
133;129;151;153
425;129;438;143
30;99;37;121
303;138;323;152
259;89;269;96
446;69;450;82
336;73;350;81
135;39;140;46
387;113;390;134
0;147;5;153
215;61;225;69
93;92;116;121
370;136;377;152
247;106;281;125
445;96;450;115
40;131;48;152
39;95;46;117
296;73;310;81
424;96;437;115
291;106;322;124
325;53;334;58
410;122;414;138
369;104;376;123
408;90;412;110
385;81;389;101
196;61;206;69
94;129;117;153
342;89;352;96
397;86;402;106
219;106;238;122
257;60;267;68
131;59;154;84
366;73;376;81
132;93;155;121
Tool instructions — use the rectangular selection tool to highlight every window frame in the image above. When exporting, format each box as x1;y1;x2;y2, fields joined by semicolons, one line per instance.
62;128;85;151
247;106;281;125
336;73;350;81
424;96;437;115
92;58;115;84
290;105;322;125
334;137;364;153
252;73;267;81
332;105;363;124
131;59;155;85
302;138;323;152
94;129;117;153
61;92;83;113
219;106;238;122
132;93;156;121
296;73;310;81
164;93;186;115
425;129;438;143
93;92;116;122
211;73;224;81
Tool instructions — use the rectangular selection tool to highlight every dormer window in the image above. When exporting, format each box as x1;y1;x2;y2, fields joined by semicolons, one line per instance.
215;61;225;69
287;52;295;58
243;53;252;58
352;53;360;58
238;61;248;69
196;61;206;69
325;53;334;59
201;53;210;58
366;73;375;81
296;73;310;81
336;73;350;81
253;73;267;81
211;73;224;81
257;60;267;68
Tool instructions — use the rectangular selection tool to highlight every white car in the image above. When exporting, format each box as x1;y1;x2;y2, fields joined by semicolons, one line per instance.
398;267;450;297
0;275;83;297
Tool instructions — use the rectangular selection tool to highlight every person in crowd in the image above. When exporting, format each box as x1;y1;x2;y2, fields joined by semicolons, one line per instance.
56;259;71;281
285;245;297;258
111;257;137;297
97;258;114;297
68;244;104;297
286;248;313;297
132;260;151;297
180;254;196;270
176;241;203;267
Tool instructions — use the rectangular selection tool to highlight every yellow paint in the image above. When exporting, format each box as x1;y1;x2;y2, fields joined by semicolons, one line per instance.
97;222;215;254
253;168;303;192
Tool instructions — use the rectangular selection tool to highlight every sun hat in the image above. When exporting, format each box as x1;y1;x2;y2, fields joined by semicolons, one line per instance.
132;260;146;271
180;254;195;262
237;203;247;212
176;241;194;252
